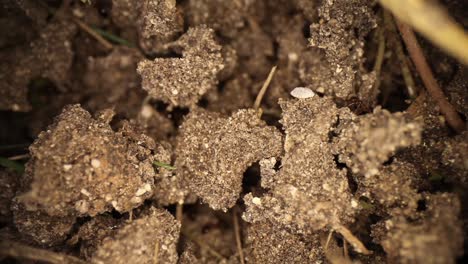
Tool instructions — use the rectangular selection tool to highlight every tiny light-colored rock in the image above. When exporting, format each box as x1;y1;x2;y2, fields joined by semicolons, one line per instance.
91;159;101;168
252;197;262;205
290;87;315;99
63;164;72;171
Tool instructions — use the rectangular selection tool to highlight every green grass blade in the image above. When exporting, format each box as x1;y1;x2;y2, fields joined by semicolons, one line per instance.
154;161;176;170
91;27;135;47
0;157;25;174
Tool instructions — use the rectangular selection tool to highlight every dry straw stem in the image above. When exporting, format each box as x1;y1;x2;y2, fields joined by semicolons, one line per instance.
254;66;277;110
0;240;87;264
384;10;417;99
396;20;465;133
233;209;245;264
379;0;468;65
334;225;371;255
153;240;159;264
72;18;114;51
176;202;183;223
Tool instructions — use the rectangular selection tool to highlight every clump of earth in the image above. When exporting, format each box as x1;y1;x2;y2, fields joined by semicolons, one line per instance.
0;0;467;263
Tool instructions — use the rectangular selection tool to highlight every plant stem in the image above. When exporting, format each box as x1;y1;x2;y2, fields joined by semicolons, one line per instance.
0;240;87;264
396;20;465;133
379;0;468;65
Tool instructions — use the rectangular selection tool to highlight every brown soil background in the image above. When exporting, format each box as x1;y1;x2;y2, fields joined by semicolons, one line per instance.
0;0;467;263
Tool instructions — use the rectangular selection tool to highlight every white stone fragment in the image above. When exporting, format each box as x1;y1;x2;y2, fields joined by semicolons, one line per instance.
135;183;152;196
252;197;262;205
91;159;101;168
290;87;315;99
63;164;73;171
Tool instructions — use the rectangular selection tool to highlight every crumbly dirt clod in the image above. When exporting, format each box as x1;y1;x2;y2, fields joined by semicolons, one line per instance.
0;170;19;222
83;47;145;118
446;66;468;117
245;221;325;264
373;193;464;264
137;26;225;108
176;108;283;211
69;215;124;260
309;0;377;103
244;97;356;235
136;0;183;54
442;131;468;181
332;108;422;177
11;199;76;246
357;160;421;215
184;0;252;38
0;19;76;111
92;207;180;264
17;105;163;217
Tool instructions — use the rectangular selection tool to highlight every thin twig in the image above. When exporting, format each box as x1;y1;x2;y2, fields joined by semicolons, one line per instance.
325;230;333;251
379;0;468;65
372;18;386;92
176;202;183;223
254;66;277;111
343;240;350;260
153;240;159;264
0;240;87;264
384;10;417;99
334;225;371;255
233;208;245;264
128;210;133;222
396;19;465;133
72;18;113;50
8;154;30;161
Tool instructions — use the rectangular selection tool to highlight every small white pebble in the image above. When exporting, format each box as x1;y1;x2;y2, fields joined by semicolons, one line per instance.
135;184;151;196
105;194;112;202
144;183;152;192
252;197;262;205
63;164;72;171
12;104;20;111
288;52;298;62
80;188;91;197
351;199;358;208
140;105;153;119
91;159;101;168
131;196;142;204
290;87;315;99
